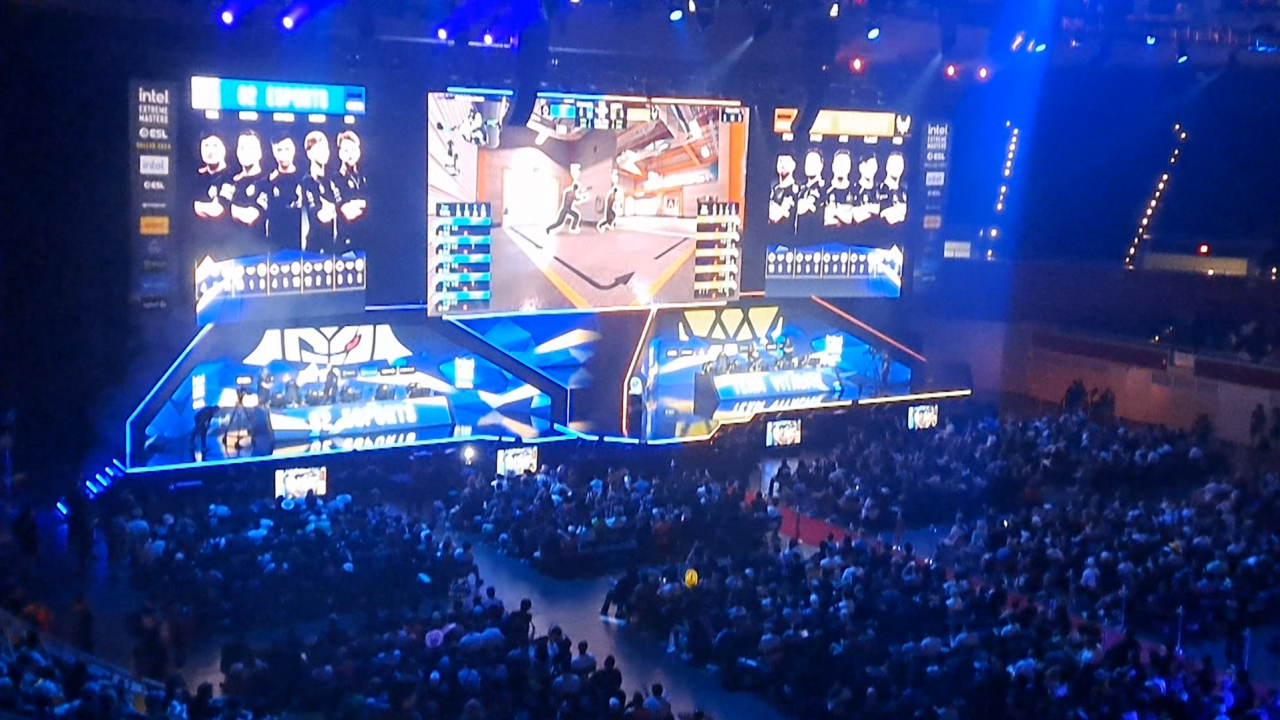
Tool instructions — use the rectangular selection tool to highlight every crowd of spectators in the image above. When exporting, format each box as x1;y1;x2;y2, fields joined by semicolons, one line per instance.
778;410;1218;531
8;398;1280;720
5;484;693;720
621;529;1280;720
1150;317;1280;366
449;465;776;576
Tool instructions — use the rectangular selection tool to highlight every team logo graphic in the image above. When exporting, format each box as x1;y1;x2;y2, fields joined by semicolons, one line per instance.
243;324;412;366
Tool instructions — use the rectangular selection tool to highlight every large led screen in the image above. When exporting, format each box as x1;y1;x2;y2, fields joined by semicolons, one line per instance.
427;90;748;315
184;76;424;323
760;108;913;299
132;317;556;469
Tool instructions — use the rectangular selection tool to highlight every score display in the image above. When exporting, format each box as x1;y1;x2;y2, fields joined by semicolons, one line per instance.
761;108;912;299
431;202;493;314
427;89;748;315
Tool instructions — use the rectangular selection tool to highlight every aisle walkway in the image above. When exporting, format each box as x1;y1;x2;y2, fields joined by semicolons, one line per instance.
470;542;786;720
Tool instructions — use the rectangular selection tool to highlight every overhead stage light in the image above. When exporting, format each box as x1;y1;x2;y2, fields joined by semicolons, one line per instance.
977;66;990;80
1146;33;1158;46
830;2;840;19
670;8;683;21
866;23;881;41
850;56;865;72
281;14;295;30
483;31;494;45
1034;42;1047;53
220;9;235;25
436;27;448;40
944;63;958;78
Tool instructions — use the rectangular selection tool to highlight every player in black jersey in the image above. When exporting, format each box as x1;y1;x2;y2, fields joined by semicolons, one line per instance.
852;153;882;224
300;131;338;253
546;162;588;234
768;154;798;227
596;169;622;232
879;152;907;225
795;149;826;234
229;130;268;237
194;132;232;221
335;130;368;251
266;135;303;250
824;150;855;227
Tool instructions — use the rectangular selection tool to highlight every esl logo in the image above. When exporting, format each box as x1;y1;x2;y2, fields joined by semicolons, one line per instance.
140;155;170;176
143;180;166;191
138;127;170;140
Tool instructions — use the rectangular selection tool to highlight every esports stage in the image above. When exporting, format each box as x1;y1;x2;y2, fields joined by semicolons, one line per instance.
119;76;969;479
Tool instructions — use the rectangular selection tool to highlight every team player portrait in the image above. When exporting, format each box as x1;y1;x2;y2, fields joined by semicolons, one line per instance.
194;133;231;220
879;151;907;225
824;150;855;227
768;154;798;225
852;153;882;224
229;130;268;236
335;130;368;250
266;135;303;249
796;149;826;233
301;130;338;253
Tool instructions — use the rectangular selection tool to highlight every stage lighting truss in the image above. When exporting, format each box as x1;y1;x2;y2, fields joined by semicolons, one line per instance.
995;122;1018;215
1125;123;1186;270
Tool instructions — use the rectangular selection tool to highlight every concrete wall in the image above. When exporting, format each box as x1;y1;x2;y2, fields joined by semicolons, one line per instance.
916;318;1280;444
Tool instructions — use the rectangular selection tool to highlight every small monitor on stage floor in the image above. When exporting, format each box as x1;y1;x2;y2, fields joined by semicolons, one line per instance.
497;447;538;477
765;419;802;448
274;465;328;499
907;404;939;431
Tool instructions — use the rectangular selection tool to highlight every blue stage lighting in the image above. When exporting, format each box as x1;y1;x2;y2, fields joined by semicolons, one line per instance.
867;25;881;41
437;27;448;40
1177;53;1188;63
221;9;235;25
1034;42;1047;52
670;8;683;21
281;14;296;30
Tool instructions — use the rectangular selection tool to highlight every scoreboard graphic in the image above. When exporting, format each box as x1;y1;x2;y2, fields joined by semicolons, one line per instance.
431;202;493;314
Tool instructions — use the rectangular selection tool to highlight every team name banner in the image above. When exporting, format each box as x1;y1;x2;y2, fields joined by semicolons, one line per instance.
130;80;178;312
190;76;367;115
712;367;841;400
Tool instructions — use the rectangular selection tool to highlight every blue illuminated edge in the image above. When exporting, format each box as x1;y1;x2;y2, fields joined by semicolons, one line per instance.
125;324;214;470
127;433;507;475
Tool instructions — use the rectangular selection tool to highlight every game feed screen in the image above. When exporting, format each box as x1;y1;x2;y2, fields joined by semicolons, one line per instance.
762;108;913;299
427;90;748;315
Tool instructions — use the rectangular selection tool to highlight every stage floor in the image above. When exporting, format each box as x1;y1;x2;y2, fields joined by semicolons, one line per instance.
491;216;700;311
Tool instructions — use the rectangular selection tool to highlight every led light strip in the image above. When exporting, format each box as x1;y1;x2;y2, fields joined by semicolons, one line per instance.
1125;123;1186;270
856;389;972;405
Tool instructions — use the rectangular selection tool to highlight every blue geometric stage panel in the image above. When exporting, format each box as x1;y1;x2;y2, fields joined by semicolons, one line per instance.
131;314;557;470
